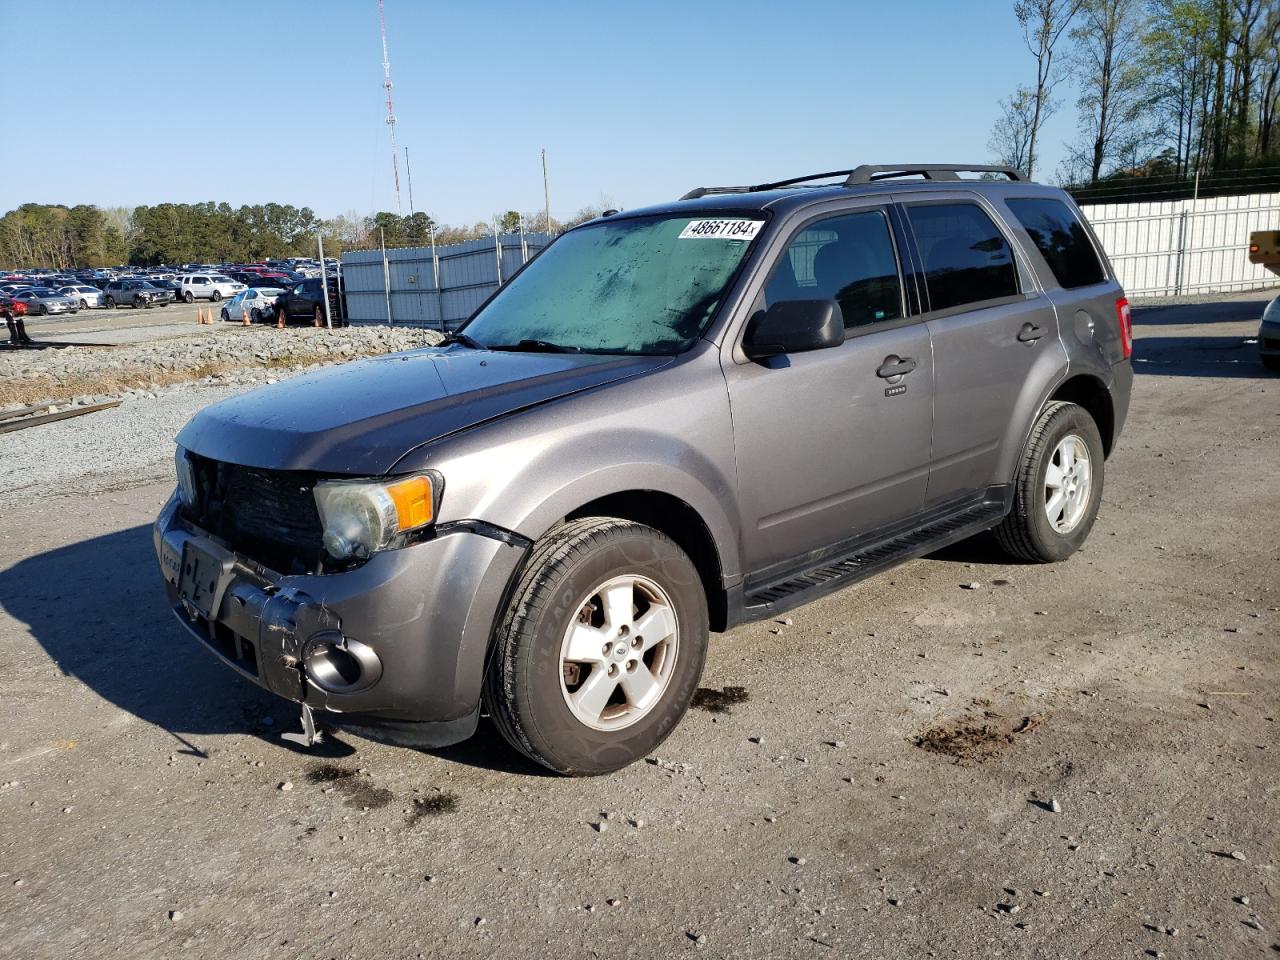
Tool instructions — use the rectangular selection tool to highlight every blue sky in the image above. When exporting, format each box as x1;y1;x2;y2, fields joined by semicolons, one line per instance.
1;0;1078;225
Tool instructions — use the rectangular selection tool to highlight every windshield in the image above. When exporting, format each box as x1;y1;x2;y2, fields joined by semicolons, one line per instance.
461;213;764;354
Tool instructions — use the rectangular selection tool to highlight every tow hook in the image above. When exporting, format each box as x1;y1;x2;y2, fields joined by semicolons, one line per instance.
280;703;324;748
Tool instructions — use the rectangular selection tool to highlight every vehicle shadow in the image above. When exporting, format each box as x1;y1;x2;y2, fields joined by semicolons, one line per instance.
0;523;548;774
1131;334;1274;378
1130;295;1274;327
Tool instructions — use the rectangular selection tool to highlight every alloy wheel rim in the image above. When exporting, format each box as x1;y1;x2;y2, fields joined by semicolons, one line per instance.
558;574;679;732
1045;434;1091;534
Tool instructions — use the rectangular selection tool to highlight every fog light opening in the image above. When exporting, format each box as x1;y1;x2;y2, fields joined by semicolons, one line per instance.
303;634;382;694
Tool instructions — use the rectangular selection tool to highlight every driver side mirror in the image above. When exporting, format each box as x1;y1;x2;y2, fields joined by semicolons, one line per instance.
743;299;845;361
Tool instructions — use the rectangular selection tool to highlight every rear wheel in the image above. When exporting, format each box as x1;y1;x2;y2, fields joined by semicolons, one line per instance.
220;308;229;321
183;291;194;304
250;307;262;323
484;518;709;775
1263;354;1280;371
995;401;1105;563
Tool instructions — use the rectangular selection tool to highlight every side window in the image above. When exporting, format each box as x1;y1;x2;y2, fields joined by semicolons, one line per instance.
906;202;1019;312
1005;197;1106;289
764;210;903;330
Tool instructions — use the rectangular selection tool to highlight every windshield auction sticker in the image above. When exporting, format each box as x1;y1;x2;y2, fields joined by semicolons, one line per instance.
678;219;764;240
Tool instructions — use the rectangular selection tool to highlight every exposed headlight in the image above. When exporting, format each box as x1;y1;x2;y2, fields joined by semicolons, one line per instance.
313;472;440;560
175;447;197;508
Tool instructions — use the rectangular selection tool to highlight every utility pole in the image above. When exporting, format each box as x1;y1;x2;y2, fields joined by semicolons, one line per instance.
378;0;402;215
317;233;333;329
405;146;415;215
542;148;551;235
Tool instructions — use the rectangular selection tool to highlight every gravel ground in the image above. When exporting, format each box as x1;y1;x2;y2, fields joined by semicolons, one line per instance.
0;323;442;408
0;293;1276;960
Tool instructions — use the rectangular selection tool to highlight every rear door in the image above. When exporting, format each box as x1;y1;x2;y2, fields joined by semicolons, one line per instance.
898;194;1066;507
724;202;934;579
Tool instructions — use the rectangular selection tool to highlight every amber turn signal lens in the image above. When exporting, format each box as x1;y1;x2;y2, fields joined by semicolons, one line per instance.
386;474;434;530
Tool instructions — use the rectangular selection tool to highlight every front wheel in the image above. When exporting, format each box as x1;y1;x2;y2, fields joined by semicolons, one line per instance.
995;401;1105;563
104;296;115;309
210;289;222;302
38;304;49;316
1263;354;1280;372
250;307;262;323
484;517;709;776
80;299;89;309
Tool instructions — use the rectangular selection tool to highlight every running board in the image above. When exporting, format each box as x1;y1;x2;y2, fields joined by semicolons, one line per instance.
735;491;1009;622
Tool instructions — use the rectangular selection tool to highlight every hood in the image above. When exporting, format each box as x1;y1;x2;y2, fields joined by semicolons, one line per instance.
176;346;672;475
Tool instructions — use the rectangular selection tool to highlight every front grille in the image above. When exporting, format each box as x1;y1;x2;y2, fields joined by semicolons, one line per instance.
186;455;325;575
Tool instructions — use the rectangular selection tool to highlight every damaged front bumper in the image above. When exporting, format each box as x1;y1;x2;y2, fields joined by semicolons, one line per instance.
153;492;527;747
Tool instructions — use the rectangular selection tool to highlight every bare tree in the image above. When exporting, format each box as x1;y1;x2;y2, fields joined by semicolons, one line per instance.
989;87;1038;171
1016;0;1084;178
1069;0;1150;182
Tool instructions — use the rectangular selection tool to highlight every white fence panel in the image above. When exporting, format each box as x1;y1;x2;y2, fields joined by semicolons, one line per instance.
1079;192;1280;298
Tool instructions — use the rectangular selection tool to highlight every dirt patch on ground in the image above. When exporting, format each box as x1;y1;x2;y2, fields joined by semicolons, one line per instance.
406;792;459;825
914;712;1045;764
305;763;394;810
691;686;749;714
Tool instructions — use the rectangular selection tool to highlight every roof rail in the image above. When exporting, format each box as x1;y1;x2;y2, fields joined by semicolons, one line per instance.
843;164;1027;184
679;164;1028;201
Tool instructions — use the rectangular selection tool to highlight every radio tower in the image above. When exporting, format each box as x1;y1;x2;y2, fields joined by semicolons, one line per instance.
378;0;402;215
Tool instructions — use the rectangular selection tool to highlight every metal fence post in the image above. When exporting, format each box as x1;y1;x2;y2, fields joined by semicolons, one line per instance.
317;234;332;329
380;226;392;326
494;224;503;286
1173;201;1189;297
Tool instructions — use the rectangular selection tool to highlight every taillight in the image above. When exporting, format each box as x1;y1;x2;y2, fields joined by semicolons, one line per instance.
1115;296;1132;359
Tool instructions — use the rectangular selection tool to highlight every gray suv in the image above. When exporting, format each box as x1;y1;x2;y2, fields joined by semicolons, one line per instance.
155;163;1133;774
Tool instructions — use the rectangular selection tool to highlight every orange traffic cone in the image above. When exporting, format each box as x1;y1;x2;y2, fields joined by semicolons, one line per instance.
276;308;284;329
241;305;250;326
195;306;203;325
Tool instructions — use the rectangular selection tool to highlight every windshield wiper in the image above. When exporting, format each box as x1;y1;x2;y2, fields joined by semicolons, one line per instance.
490;338;582;353
439;332;486;350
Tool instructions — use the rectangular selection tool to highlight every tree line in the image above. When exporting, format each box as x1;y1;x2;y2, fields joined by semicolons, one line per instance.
0;200;615;270
990;0;1280;189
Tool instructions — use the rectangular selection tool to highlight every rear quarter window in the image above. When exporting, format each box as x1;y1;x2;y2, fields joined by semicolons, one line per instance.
1006;197;1107;289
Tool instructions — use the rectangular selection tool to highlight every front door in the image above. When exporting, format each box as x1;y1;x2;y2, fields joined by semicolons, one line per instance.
724;206;934;581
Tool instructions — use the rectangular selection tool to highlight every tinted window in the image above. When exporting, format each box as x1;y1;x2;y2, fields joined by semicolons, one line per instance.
907;202;1019;312
765;210;902;329
1006;198;1106;289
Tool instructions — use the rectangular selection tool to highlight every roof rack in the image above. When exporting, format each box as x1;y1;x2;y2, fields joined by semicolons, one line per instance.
844;164;1026;184
679;163;1027;200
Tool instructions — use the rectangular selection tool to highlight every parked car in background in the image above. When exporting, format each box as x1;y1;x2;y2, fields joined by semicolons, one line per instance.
12;287;79;316
178;274;245;303
220;286;284;323
146;278;182;302
102;279;172;309
272;277;345;326
1259;296;1280;371
59;284;106;309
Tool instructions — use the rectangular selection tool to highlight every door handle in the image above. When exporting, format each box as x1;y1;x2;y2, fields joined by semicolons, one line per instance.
1018;322;1045;342
876;355;917;378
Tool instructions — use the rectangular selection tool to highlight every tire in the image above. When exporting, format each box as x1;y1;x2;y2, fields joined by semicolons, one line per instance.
134;297;148;309
104;296;115;309
994;400;1105;563
250;307;262;323
79;299;88;309
210;289;222;302
1263;354;1280;372
220;308;229;321
483;517;709;776
38;304;49;316
183;291;194;304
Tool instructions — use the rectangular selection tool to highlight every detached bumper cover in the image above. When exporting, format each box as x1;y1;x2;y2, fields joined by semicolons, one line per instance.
153;493;526;742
